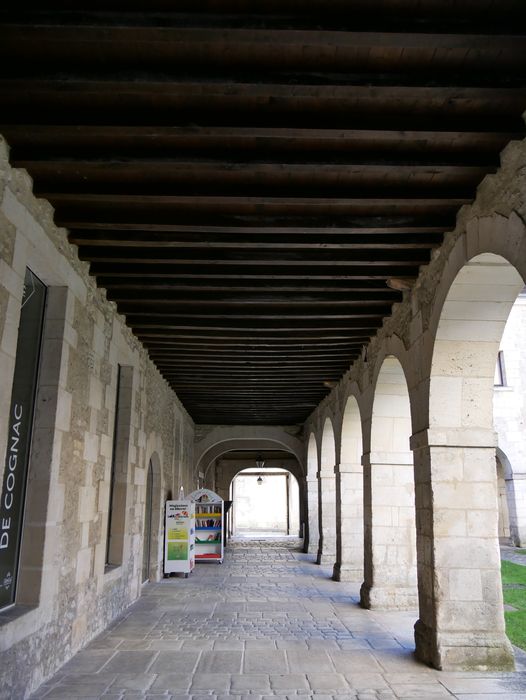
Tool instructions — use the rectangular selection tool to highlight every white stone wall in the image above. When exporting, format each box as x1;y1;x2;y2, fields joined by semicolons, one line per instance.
0;139;196;699
233;473;289;532
494;294;526;545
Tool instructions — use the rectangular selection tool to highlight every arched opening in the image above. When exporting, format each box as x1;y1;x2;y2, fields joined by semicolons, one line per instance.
493;288;526;547
334;395;363;581
415;252;524;670
496;452;511;543
317;417;337;566
142;461;154;583
361;355;417;610
230;467;300;537
209;447;304;543
306;433;319;555
142;453;163;583
496;447;523;548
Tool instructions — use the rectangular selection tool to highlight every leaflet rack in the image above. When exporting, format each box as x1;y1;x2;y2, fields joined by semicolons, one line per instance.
187;488;224;564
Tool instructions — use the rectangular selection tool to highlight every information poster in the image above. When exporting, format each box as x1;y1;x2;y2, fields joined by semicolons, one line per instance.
164;500;195;575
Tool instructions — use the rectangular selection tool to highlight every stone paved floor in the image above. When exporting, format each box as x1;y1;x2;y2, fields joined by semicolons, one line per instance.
30;539;526;700
501;545;526;567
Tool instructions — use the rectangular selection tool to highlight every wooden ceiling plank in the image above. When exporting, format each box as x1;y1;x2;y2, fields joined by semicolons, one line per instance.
2;125;519;161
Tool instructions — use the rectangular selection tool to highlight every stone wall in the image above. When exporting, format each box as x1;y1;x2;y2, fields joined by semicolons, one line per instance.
303;135;526;670
494;294;526;545
0;138;195;699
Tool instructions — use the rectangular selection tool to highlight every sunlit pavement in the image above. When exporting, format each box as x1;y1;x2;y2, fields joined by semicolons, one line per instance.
30;539;526;699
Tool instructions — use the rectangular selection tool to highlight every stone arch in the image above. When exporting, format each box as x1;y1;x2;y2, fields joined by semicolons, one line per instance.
496;446;514;482
496;450;511;542
317;417;337;566
496;446;522;546
419;212;526;430
429;253;524;432
333;394;364;581
143;451;164;583
209;444;305;543
220;454;304;489
413;241;525;670
306;433;319;555
307;432;318;480
202;439;304;486
229;466;301;536
361;355;417;609
195;426;304;477
320;417;336;473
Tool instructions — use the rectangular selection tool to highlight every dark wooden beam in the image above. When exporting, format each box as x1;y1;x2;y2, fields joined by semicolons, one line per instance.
2;126;519;161
1;80;525;128
21;160;488;198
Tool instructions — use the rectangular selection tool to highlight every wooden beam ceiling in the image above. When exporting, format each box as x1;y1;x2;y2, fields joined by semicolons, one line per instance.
0;2;525;425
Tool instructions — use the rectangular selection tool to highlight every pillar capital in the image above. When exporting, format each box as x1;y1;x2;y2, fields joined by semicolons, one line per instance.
364;451;413;466
335;461;363;474
410;427;497;451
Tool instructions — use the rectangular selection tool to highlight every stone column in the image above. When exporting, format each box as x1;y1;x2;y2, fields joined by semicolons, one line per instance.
412;429;514;671
360;452;418;609
317;469;337;566
306;475;319;555
333;461;363;581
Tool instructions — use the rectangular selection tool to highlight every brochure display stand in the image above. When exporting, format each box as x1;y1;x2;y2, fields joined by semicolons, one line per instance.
164;500;195;577
188;488;224;563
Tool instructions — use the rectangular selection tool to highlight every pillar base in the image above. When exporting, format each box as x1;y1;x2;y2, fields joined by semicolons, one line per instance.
360;582;418;610
333;562;363;582
317;551;336;567
414;619;515;671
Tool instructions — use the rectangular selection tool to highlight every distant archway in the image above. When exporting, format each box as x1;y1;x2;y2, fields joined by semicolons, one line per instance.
361;355;417;610
230;467;300;537
142;453;163;583
317;417;337;566
306;433;319;554
334;395;363;581
496;453;511;542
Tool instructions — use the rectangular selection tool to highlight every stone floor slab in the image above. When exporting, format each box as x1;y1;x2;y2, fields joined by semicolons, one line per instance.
330;650;383;673
306;672;349;690
230;674;271;691
60;650;117;675
101;650;157;674
269;674;309;690
190;673;231;691
27;539;526;700
150;672;193;690
149;651;200;674
196;651;243;674
286;650;334;673
244;650;288;674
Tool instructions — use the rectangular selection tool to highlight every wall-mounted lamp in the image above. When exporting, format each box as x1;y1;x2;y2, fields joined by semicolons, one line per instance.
257;475;263;485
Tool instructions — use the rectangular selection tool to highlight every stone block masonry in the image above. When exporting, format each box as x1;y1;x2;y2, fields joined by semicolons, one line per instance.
0;139;196;699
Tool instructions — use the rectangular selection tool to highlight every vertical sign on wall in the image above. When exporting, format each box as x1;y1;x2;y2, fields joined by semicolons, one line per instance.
0;269;46;609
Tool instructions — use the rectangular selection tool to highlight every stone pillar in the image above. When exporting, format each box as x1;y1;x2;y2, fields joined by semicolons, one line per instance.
317;469;337;566
333;461;363;581
412;429;514;671
507;473;526;547
306;475;319;555
360;452;418;609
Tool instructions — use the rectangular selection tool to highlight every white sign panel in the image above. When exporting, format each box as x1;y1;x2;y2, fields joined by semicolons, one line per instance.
164;500;195;576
